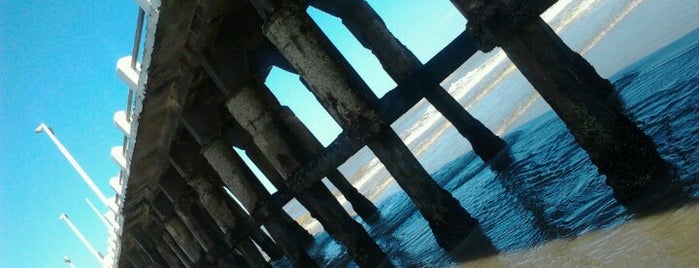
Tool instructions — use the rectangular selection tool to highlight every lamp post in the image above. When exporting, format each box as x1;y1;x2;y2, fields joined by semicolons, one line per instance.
59;214;104;265
63;256;77;268
35;123;115;212
86;198;118;230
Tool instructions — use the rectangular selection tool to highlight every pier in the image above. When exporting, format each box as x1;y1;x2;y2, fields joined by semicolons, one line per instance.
110;0;670;266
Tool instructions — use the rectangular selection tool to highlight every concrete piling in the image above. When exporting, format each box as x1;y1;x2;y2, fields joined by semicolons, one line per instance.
175;196;260;267
279;106;379;222
253;0;481;251
157;175;266;267
150;193;215;266
128;227;170;267
218;119;317;248
115;0;666;265
309;0;506;162
169;132;283;258
193;25;390;265
225;80;390;267
149;233;186;268
125;243;150;268
177;96;319;266
159;226;196;268
450;0;670;203
220;119;292;192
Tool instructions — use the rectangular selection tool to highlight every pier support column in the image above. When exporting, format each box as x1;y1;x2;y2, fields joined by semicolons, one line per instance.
226;80;389;267
161;166;274;267
149;232;187;268
156;179;259;267
221;120;291;192
450;0;669;202
310;0;506;162
168;141;284;262
251;0;479;251
220;122;319;247
217;81;377;221
196;34;389;266
279;106;379;222
126;242;150;268
175;186;271;267
174;109;318;267
150;194;214;266
220;120;317;247
158;224;196;268
175;196;260;267
129;227;170;267
180;92;312;244
200;140;317;267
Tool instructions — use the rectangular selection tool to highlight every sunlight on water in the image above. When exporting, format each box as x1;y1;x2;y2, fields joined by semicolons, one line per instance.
280;1;699;266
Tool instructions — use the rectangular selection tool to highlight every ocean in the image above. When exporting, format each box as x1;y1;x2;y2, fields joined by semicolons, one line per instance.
280;0;699;266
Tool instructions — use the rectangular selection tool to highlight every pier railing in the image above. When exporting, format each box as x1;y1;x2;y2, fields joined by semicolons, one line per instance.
108;1;156;267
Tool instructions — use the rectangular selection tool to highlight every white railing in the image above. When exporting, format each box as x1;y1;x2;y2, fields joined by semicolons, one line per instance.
107;0;160;266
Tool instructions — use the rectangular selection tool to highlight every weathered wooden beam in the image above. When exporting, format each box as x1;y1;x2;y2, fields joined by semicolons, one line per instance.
309;0;506;162
450;0;670;203
254;0;480;252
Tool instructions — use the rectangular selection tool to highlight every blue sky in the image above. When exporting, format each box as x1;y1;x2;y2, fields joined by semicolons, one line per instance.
0;1;137;267
0;1;463;267
272;3;464;146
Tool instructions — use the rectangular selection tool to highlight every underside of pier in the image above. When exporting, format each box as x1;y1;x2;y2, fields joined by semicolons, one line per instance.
115;0;669;267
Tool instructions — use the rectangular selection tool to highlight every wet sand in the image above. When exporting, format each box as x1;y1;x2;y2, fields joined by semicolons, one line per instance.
460;202;699;267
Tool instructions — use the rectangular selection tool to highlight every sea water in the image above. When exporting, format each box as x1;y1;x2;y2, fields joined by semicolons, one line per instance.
281;0;699;266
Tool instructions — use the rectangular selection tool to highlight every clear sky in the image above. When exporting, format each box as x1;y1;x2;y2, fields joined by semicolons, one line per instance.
0;1;138;267
0;1;463;267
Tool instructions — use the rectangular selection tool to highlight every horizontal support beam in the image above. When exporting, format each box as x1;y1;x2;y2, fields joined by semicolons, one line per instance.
167;1;561;243
280;0;558;202
287;30;478;194
220;31;481;238
380;30;479;121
